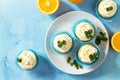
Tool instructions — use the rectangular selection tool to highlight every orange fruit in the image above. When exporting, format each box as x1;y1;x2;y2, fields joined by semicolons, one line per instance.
37;0;60;14
69;0;84;4
111;32;120;52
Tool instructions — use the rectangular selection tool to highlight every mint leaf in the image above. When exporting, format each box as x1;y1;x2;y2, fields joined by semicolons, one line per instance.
66;57;83;69
57;40;66;48
95;32;107;45
89;53;98;61
88;30;92;34
62;40;66;45
106;6;113;11
57;41;63;47
101;37;108;41
17;58;22;62
84;29;93;39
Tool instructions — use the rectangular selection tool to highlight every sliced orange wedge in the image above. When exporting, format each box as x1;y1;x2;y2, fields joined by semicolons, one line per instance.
69;0;84;4
37;0;60;14
111;32;120;52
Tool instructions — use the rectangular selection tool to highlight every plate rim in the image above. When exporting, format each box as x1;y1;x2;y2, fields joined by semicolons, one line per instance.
45;11;109;75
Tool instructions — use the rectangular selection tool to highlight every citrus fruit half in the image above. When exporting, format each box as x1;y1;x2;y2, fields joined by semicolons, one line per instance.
37;0;60;14
111;32;120;52
69;0;84;4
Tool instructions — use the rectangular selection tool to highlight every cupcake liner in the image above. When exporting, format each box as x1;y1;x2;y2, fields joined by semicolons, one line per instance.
72;19;97;43
75;42;101;67
95;0;118;20
16;49;38;71
51;31;74;55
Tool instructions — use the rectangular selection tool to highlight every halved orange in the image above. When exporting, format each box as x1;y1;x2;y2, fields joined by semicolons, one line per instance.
111;32;120;52
37;0;60;14
69;0;84;4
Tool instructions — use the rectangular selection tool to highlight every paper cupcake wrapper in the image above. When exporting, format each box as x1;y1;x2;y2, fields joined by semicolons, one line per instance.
75;42;101;67
72;19;97;43
51;31;74;55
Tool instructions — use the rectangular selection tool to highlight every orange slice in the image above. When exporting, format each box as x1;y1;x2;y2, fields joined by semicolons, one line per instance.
69;0;84;4
37;0;60;14
111;32;120;52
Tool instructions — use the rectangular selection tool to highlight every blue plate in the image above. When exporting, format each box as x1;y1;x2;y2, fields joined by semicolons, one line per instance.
72;19;97;43
75;42;101;66
51;31;74;55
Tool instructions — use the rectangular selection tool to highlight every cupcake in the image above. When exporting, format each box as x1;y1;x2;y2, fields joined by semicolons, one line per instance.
97;0;117;19
72;19;96;42
17;50;37;70
52;32;73;54
75;42;100;65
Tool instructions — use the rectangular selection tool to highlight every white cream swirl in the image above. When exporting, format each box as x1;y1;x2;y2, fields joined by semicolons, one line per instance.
98;0;117;18
18;50;37;70
78;44;98;64
75;22;94;41
53;34;72;53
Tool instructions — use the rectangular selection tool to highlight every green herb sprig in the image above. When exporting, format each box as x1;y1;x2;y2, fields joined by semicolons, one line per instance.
17;58;22;62
89;52;98;61
66;57;83;70
106;6;113;11
57;40;66;48
84;29;93;39
95;32;108;45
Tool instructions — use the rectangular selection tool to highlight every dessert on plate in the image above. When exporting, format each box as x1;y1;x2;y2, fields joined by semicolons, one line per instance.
75;42;100;65
72;19;97;42
52;32;73;54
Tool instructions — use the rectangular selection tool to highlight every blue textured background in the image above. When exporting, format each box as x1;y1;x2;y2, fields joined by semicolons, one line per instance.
0;0;120;80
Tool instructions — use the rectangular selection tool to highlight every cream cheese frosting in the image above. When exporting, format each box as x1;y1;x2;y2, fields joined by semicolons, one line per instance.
53;34;72;53
78;44;98;64
98;0;117;18
17;50;37;70
75;22;94;41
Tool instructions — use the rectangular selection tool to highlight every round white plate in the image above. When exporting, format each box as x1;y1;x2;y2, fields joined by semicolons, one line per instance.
45;11;109;75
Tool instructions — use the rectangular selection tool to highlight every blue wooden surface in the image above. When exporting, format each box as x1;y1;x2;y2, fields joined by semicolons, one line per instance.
0;0;120;80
